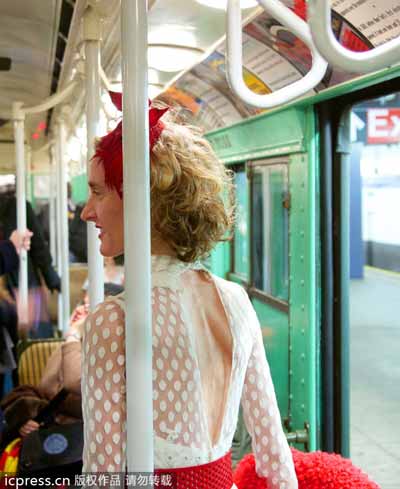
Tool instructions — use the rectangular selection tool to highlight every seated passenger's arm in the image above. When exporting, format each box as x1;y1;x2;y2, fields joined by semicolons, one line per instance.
61;341;83;395
19;419;40;438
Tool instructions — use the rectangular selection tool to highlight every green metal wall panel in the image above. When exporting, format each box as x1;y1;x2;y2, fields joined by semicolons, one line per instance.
288;110;318;450
252;299;289;418
28;174;35;208
208;104;319;454
206;108;306;163
209;240;230;278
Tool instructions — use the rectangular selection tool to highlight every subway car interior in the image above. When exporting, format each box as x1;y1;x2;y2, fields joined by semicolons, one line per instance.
0;0;399;488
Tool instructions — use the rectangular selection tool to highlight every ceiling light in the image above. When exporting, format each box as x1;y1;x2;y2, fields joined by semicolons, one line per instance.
148;44;204;73
149;25;197;47
196;0;258;9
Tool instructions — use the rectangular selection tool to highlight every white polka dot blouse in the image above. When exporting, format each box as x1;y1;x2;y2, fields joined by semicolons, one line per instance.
81;255;297;488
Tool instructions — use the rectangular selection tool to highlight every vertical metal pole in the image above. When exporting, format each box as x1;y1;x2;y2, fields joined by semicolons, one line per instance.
84;6;104;310
49;147;57;264
121;0;153;474
12;102;28;326
26;146;32;203
319;105;335;452
337;109;351;458
57;114;71;333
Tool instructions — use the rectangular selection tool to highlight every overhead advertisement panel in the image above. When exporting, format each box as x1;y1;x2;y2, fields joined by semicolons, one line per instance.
165;0;400;128
166;72;244;130
332;0;400;46
218;33;308;94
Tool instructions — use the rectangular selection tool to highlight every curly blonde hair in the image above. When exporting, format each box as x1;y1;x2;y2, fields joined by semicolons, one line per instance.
150;114;235;263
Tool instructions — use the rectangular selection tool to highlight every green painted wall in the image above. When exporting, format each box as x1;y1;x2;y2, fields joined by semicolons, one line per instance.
206;107;306;164
208;102;319;454
289;149;318;451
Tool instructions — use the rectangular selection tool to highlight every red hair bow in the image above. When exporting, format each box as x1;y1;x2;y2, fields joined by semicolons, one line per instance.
93;91;168;198
108;91;168;149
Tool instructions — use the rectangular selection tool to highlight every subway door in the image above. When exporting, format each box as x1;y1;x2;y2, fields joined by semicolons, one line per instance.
228;155;318;463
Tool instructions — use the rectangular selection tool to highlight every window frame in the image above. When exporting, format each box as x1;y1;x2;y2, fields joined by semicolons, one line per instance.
250;158;290;313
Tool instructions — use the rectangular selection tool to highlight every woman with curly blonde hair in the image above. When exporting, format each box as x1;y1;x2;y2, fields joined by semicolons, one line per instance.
80;93;297;489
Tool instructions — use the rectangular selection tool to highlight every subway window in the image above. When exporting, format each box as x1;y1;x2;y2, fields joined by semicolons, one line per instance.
232;167;249;279
251;162;289;302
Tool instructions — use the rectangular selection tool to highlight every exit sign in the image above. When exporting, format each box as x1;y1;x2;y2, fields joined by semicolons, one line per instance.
367;108;400;144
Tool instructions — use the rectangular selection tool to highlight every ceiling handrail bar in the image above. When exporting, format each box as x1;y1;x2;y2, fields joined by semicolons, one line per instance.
225;0;327;108
307;0;400;73
98;67;121;123
99;64;111;91
101;95;120;123
23;80;79;115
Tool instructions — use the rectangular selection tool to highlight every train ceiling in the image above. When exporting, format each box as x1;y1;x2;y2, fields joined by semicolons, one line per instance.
0;1;65;140
0;0;399;171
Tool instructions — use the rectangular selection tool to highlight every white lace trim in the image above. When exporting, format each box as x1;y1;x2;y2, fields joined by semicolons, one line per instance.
154;436;228;468
151;255;206;290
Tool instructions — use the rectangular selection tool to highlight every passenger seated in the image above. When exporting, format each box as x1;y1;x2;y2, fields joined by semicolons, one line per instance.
81;255;124;292
0;282;123;448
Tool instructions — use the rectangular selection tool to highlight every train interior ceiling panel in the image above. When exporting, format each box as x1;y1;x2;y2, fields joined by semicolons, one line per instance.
0;1;399;489
0;0;399;171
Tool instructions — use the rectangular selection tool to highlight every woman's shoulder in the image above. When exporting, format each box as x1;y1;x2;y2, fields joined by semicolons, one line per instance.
212;274;248;300
212;274;256;319
212;274;261;335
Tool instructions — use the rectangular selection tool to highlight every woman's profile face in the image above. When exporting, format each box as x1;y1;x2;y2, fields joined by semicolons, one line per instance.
81;160;124;257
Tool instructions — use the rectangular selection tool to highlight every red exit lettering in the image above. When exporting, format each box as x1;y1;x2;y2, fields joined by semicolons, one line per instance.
367;108;400;144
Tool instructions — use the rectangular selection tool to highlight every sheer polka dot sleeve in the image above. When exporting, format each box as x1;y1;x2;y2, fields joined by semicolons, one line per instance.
241;324;298;488
82;299;127;473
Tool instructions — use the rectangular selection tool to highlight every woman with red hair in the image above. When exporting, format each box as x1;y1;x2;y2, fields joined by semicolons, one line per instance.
79;93;297;488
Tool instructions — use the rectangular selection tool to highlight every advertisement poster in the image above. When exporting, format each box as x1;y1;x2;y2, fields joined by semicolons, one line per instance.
191;53;262;118
244;13;314;78
217;34;307;95
332;0;400;46
166;0;399;125
170;73;244;130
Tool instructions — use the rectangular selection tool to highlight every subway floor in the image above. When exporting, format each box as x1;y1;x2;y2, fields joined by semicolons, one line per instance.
350;267;400;489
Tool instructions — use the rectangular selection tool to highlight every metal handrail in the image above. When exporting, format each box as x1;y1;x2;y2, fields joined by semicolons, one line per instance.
307;0;400;73
99;64;111;91
23;80;79;115
226;0;327;108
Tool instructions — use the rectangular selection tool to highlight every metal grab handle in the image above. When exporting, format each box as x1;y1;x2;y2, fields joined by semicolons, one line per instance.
226;0;327;109
307;0;400;73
